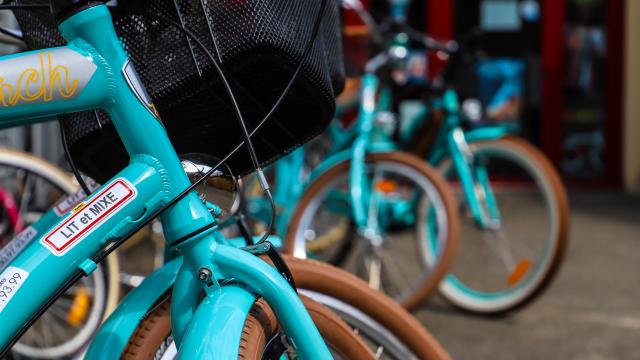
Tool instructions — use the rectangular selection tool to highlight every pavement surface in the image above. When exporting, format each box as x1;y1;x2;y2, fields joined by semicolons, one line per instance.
415;191;640;360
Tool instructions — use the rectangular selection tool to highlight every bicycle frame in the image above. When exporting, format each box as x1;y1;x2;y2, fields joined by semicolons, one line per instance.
330;76;516;230
0;4;331;358
246;101;362;236
300;71;399;233
424;89;516;229
264;70;403;239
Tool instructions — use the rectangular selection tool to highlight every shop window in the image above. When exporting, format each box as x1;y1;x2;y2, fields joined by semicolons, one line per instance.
562;0;607;178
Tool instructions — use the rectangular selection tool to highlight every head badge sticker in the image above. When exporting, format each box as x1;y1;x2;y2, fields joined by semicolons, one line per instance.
0;48;96;108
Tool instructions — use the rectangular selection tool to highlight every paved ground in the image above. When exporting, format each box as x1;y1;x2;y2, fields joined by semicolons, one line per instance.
415;191;640;360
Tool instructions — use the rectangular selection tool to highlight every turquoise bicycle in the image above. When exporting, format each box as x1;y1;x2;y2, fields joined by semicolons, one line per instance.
281;51;461;312
413;87;569;315
299;0;570;315
0;0;459;358
395;23;570;315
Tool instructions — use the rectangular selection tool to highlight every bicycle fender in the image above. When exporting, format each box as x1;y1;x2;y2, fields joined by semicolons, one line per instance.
464;126;513;143
85;257;183;359
177;285;256;360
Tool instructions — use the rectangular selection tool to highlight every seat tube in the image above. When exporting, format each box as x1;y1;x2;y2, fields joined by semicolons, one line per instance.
447;127;488;227
350;73;378;228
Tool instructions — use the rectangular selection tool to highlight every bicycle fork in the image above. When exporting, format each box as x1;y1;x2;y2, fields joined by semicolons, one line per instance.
168;227;332;359
447;127;501;230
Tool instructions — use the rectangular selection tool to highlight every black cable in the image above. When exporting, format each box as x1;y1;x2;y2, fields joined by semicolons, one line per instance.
262;188;276;244
59;121;92;195
0;271;83;357
93;0;328;262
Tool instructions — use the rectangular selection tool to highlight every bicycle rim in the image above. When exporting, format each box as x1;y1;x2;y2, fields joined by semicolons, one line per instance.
289;154;454;306
432;138;568;314
301;290;417;359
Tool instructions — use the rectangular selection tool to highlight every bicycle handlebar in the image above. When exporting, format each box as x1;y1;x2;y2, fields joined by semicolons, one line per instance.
342;0;458;56
404;26;459;54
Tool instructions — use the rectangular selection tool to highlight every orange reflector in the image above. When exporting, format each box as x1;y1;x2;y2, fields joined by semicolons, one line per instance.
507;259;531;287
343;25;371;37
67;287;91;327
375;180;398;194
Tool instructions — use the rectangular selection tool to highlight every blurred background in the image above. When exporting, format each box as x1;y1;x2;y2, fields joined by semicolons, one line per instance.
339;1;640;359
342;0;637;189
1;0;639;359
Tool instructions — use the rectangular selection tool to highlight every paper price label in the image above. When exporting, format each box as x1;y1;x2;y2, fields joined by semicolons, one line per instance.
0;226;37;271
0;267;29;313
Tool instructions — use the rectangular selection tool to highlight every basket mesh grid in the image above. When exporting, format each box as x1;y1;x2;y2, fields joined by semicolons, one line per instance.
10;0;345;182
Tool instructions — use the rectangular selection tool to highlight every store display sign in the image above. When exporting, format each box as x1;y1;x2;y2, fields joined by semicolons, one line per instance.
480;0;522;31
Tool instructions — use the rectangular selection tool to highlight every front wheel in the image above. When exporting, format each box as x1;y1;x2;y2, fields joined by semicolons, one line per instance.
282;255;450;360
432;137;569;314
122;256;451;360
122;293;375;359
284;152;460;310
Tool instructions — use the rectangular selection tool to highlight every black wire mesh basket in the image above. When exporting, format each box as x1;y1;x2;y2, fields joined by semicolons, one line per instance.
11;0;345;183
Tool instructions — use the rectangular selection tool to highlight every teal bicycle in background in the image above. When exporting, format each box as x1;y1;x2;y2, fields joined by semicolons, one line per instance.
238;0;461;312
279;43;461;311
395;16;570;315
284;0;569;315
410;88;570;315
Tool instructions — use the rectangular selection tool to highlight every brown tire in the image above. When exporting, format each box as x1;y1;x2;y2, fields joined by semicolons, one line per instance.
435;136;569;315
284;151;460;310
281;255;451;360
239;295;374;359
122;293;374;359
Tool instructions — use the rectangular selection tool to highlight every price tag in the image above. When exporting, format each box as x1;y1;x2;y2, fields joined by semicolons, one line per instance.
0;266;29;313
0;226;38;271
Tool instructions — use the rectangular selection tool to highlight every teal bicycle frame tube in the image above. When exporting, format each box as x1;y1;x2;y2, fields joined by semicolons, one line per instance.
0;160;165;346
213;245;331;359
0;4;331;358
425;90;510;228
86;257;183;358
349;73;379;227
178;285;257;359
